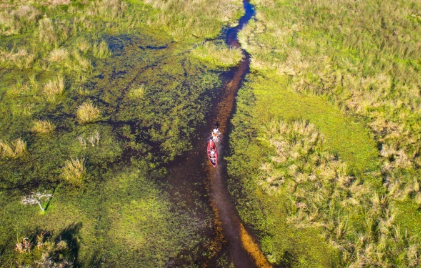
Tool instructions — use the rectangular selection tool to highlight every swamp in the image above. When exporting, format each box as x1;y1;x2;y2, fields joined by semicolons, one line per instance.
1;0;421;267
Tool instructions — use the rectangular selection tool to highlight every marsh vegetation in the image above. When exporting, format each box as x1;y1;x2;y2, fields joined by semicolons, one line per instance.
3;0;420;266
0;0;245;266
228;0;421;266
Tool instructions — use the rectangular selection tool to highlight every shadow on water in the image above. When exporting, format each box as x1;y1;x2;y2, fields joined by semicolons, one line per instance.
57;222;82;266
165;1;272;267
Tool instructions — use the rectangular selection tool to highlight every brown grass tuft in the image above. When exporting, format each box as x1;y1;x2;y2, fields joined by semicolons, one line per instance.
49;48;69;62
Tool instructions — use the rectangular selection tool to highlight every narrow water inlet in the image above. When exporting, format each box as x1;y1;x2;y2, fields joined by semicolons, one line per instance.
207;1;272;267
165;1;272;267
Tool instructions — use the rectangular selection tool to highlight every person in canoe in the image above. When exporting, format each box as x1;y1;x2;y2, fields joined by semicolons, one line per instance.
210;149;216;162
212;122;221;142
207;138;217;167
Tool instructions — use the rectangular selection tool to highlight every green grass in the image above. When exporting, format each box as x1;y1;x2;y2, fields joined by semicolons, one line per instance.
227;74;384;266
0;168;204;267
142;0;244;42
192;41;244;68
0;0;240;265
250;74;379;175
227;74;421;266
228;0;421;266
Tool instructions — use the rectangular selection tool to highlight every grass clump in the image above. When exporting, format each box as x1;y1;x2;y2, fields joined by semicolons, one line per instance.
61;157;85;186
229;111;419;266
144;0;243;41
127;84;145;99
76;101;100;123
0;48;35;69
192;41;243;67
0;138;26;159
49;48;69;63
43;76;65;102
31;120;55;135
93;40;111;59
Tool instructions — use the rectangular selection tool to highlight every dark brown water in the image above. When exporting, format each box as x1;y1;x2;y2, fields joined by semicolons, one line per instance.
166;1;271;267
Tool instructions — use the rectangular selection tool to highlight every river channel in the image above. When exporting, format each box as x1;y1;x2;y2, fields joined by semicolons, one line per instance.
166;1;272;267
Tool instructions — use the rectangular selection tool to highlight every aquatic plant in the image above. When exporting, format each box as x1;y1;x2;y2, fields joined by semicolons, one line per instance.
0;0;242;265
127;85;145;99
93;40;111;59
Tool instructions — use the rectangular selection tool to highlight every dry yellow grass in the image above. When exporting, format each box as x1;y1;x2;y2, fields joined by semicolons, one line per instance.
31;120;55;134
0;138;26;158
61;157;85;186
48;48;69;62
0;48;35;69
43;76;64;102
76;100;100;123
239;223;272;268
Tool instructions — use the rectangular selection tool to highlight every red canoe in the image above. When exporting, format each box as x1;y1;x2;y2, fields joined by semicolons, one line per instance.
207;139;218;167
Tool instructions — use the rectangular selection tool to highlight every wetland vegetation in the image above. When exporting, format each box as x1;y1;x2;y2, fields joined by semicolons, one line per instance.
2;0;421;267
0;0;244;266
228;0;421;266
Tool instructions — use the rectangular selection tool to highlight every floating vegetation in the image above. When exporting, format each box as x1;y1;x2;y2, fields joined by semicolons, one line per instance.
0;0;241;266
127;84;145;99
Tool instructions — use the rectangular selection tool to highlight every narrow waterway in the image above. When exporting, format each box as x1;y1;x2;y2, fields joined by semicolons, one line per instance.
166;1;271;267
